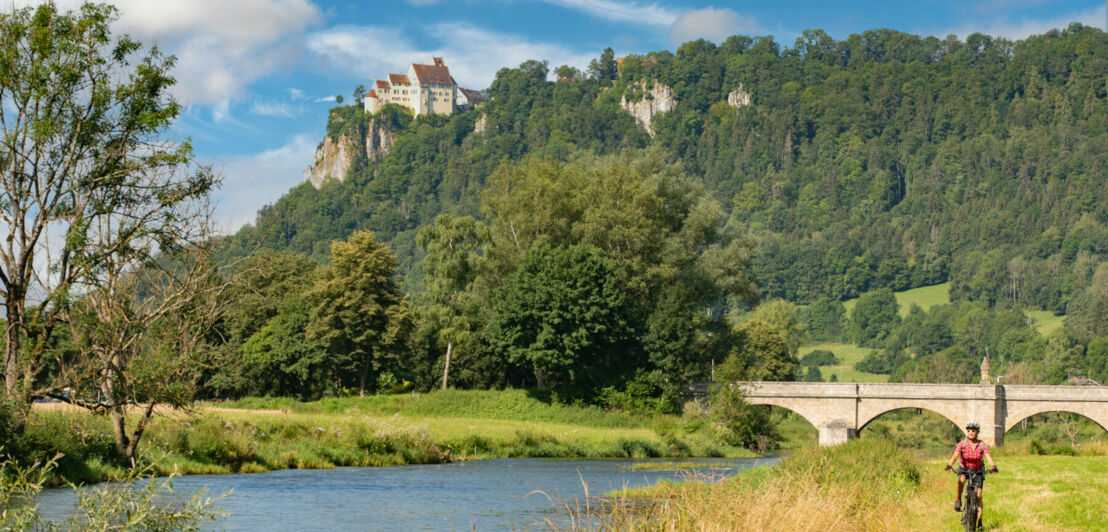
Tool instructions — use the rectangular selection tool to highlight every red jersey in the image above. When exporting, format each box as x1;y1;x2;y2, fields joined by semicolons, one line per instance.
955;439;989;470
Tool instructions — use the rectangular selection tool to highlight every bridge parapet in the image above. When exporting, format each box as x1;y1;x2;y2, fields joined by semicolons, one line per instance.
735;381;1106;446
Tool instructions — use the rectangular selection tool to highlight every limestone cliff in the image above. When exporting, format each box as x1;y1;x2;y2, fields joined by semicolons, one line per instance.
304;116;396;189
365;117;394;161
620;81;675;136
304;133;354;189
728;84;752;108
473;114;488;134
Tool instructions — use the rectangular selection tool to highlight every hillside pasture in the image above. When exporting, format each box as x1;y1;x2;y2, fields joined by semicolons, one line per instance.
797;342;888;383
842;282;951;317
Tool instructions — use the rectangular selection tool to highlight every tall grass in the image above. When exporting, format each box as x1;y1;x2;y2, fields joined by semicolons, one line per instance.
27;391;757;484
570;439;923;531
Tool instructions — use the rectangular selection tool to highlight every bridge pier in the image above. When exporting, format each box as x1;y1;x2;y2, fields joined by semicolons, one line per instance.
819;419;856;446
739;382;1108;447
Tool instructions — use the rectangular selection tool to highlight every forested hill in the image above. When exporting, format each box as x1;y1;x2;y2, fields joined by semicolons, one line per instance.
223;23;1108;312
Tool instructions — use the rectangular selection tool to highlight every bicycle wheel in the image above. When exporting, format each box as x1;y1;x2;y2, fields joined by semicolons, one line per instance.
962;483;979;532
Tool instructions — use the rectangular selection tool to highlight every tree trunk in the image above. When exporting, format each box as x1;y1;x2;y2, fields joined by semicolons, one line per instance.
4;289;23;398
441;338;453;389
103;372;133;467
109;407;133;467
359;360;368;398
125;402;157;466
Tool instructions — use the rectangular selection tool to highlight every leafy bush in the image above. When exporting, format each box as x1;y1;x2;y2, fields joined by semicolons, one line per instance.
0;455;225;531
854;349;909;374
707;385;777;449
799;350;839;367
598;370;681;416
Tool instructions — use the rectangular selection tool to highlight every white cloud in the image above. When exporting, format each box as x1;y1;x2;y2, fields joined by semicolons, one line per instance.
315;96;338;102
930;5;1105;40
210;134;318;231
537;0;677;26
669;7;760;46
288;88;305;100
38;0;322;106
212;100;231;122
307;23;597;89
250;100;297;118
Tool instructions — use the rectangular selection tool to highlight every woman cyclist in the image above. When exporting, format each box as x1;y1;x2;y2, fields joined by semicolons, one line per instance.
944;421;998;529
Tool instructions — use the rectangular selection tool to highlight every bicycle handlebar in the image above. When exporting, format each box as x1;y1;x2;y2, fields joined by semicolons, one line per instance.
948;466;997;474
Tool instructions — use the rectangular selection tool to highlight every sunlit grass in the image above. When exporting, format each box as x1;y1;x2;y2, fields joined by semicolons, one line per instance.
905;454;1108;531
798;342;888;383
599;439;921;531
842;281;951;317
1025;309;1065;336
587;440;1108;532
27;390;764;484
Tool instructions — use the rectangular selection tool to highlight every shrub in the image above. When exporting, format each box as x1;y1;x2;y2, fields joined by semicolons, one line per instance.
799;350;839;367
708;385;777;448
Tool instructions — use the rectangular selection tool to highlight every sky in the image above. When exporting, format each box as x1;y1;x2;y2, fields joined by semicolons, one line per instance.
32;0;1108;231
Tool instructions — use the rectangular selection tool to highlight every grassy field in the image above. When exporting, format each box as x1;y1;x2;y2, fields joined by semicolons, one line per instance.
906;451;1108;531
601;439;1108;531
802;282;957;384
798;342;888;383
842;282;951;317
24;390;758;485
1025;309;1066;336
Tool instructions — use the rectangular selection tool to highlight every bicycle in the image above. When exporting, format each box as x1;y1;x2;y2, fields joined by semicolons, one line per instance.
951;466;996;532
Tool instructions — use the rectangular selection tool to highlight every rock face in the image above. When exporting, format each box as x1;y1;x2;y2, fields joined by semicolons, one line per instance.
365;118;394;161
728;84;752;108
304;134;353;189
473;114;488;134
304;118;396;189
620;81;675;136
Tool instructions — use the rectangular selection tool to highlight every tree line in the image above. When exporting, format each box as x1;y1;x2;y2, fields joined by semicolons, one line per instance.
6;2;1108;468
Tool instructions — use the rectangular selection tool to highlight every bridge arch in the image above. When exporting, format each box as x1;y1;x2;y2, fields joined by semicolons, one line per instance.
740;397;827;433
857;405;963;434
1003;408;1108;433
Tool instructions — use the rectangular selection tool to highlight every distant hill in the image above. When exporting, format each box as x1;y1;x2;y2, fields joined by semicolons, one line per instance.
222;24;1108;311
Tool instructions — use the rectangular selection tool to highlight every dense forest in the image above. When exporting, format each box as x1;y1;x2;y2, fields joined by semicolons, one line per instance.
208;24;1108;409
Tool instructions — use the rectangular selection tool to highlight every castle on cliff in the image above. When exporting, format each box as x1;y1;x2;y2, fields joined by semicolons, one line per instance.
363;57;483;116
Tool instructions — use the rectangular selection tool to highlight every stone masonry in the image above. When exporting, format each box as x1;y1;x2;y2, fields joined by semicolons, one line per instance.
738;382;1108;446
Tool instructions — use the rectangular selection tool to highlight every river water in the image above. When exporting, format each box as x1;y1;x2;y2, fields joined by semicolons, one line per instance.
36;456;776;531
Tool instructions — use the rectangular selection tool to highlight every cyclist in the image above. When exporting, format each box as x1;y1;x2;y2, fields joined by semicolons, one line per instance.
944;421;998;528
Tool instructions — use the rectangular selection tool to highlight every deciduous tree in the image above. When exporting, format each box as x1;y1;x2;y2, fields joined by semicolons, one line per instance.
0;3;215;402
488;245;633;391
416;214;489;388
308;230;412;396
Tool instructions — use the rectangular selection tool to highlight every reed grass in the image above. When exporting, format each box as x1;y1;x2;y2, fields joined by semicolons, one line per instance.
25;391;757;485
552;439;1108;531
539;439;921;531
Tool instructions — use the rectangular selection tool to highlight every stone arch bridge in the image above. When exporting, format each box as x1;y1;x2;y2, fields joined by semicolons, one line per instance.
734;382;1108;446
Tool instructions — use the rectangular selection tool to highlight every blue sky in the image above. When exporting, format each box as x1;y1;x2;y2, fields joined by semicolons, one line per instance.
41;0;1108;230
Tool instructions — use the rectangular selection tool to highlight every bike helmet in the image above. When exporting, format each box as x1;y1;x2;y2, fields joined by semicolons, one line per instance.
965;421;980;431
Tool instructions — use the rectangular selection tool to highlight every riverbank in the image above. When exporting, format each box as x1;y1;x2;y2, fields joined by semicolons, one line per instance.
24;390;758;485
601;438;1108;531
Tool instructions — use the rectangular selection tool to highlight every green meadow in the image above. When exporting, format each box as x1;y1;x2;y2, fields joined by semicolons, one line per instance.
25;390;758;485
841;282;952;317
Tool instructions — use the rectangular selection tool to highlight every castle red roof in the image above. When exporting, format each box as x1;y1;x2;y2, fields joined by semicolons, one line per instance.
365;89;377;98
459;87;484;102
412;63;454;86
388;73;410;85
375;80;389;89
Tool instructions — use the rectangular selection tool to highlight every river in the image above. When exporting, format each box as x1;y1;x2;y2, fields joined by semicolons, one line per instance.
36;456;776;531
